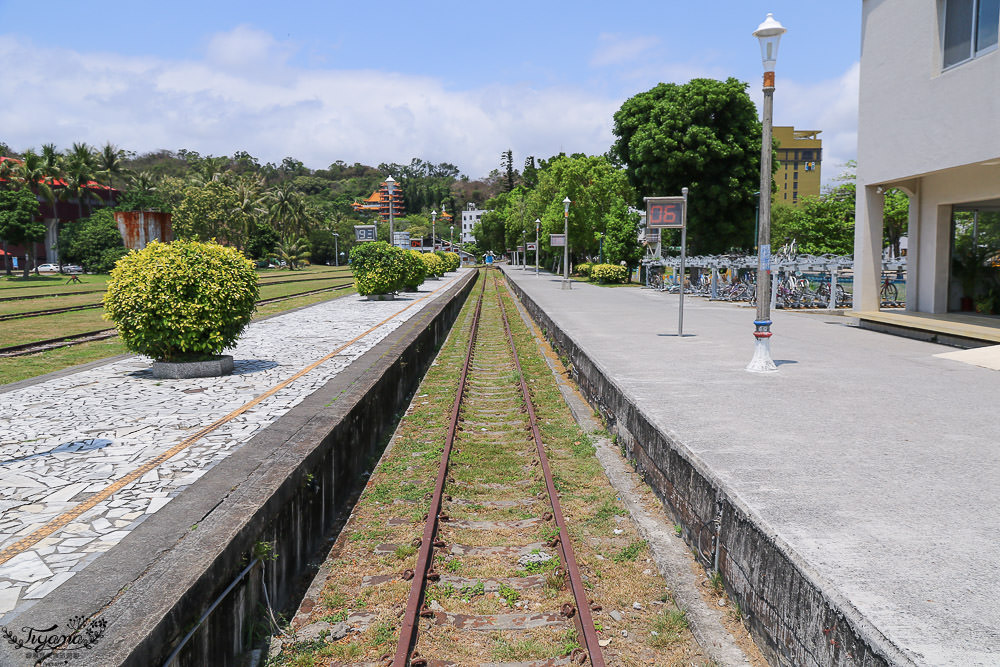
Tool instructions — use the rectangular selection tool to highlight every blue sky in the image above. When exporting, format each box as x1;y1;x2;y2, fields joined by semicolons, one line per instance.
0;1;861;184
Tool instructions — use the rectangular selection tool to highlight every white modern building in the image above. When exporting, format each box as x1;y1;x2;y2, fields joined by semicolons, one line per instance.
460;203;487;244
855;0;1000;335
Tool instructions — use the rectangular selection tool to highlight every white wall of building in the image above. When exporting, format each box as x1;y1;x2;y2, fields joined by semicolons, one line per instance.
855;0;1000;313
461;203;487;243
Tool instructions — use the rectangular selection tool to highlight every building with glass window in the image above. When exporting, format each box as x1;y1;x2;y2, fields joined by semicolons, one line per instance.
855;0;1000;335
461;203;487;244
774;126;822;206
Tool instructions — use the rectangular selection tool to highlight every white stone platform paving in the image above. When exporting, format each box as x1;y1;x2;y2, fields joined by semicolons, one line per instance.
0;270;470;622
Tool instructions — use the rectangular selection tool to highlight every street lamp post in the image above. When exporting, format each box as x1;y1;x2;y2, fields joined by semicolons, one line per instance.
450;225;454;250
747;12;786;374
385;175;396;247
599;232;604;265
535;218;540;276
561;197;571;289
431;210;437;251
332;232;339;266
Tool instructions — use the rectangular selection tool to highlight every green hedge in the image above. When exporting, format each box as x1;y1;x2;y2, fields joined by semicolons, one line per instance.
103;240;259;361
589;263;628;284
421;252;443;277
401;249;428;290
442;251;460;272
350;241;406;295
576;261;593;277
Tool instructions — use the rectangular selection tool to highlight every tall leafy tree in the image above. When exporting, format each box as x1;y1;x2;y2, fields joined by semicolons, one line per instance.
0;188;45;277
172;181;247;247
602;200;643;280
612;77;763;254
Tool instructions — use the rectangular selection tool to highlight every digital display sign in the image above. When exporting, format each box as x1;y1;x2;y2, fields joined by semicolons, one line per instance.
354;225;377;241
645;196;686;229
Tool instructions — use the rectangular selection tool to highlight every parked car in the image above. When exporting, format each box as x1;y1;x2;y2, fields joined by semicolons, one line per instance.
62;265;83;274
35;263;59;272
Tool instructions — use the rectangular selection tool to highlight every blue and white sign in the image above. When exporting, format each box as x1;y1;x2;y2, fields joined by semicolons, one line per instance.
759;244;771;272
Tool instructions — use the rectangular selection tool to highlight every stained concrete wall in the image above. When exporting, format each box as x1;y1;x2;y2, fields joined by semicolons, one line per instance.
505;279;896;667
14;272;476;667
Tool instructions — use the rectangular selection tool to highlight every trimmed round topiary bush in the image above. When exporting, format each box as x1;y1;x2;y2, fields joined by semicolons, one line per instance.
102;239;259;362
350;241;407;295
576;261;593;278
442;251;461;272
421;252;443;278
433;251;450;276
401;249;428;291
590;263;628;284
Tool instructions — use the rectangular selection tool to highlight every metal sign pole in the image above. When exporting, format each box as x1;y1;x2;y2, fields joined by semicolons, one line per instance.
678;187;688;337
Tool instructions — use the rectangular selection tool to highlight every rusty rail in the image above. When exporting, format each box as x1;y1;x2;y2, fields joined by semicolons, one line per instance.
393;270;487;665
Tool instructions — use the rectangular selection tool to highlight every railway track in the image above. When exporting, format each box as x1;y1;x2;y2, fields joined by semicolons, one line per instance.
292;271;604;666
0;283;354;358
0;271;350;304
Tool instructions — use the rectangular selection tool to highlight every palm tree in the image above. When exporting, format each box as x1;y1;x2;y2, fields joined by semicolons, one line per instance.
274;236;311;270
266;185;301;239
61;143;99;218
97;142;127;203
10;151;55;274
230;176;268;253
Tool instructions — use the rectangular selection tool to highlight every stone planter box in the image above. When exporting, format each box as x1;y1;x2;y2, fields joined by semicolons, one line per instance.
365;294;395;301
152;355;234;379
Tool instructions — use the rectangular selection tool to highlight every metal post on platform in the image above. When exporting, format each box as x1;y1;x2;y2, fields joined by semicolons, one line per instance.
747;12;785;373
711;267;719;300
678;187;688;336
535;218;540;276
561;197;572;290
385;175;396;244
828;264;839;310
431;210;436;251
333;232;339;266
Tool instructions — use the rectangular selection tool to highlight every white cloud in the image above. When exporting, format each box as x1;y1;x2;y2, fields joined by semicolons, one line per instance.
0;29;860;188
0;32;620;178
591;33;660;67
749;62;860;186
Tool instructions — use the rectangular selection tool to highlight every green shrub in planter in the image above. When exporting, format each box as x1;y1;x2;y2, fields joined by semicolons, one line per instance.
421;252;443;277
350;241;406;295
590;263;628;284
402;249;428;290
443;251;460;272
576;261;593;277
103;239;259;362
433;251;452;275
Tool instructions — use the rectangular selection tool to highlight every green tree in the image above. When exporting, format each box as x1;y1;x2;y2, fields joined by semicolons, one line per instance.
612;77;763;254
172;181;248;248
602;200;643;281
527;154;634;264
274;236;311;270
58;208;127;273
0;188;45;278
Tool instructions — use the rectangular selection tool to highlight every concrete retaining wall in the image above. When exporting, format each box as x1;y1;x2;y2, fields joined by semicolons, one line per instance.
505;278;896;667
13;272;477;667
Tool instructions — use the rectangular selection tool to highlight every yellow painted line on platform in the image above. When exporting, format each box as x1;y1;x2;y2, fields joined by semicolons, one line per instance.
0;275;467;566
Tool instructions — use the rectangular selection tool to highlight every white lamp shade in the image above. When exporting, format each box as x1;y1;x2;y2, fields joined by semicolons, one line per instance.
753;13;786;73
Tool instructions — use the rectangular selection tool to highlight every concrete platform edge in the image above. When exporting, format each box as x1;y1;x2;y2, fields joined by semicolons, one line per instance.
503;275;915;667
1;272;477;667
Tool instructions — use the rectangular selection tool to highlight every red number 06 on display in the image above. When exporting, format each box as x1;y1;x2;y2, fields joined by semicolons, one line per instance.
644;197;685;229
646;197;684;229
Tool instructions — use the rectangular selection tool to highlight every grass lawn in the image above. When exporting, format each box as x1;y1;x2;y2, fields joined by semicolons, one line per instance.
0;279;358;387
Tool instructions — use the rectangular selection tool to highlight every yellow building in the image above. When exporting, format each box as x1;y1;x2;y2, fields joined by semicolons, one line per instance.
774;127;822;206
